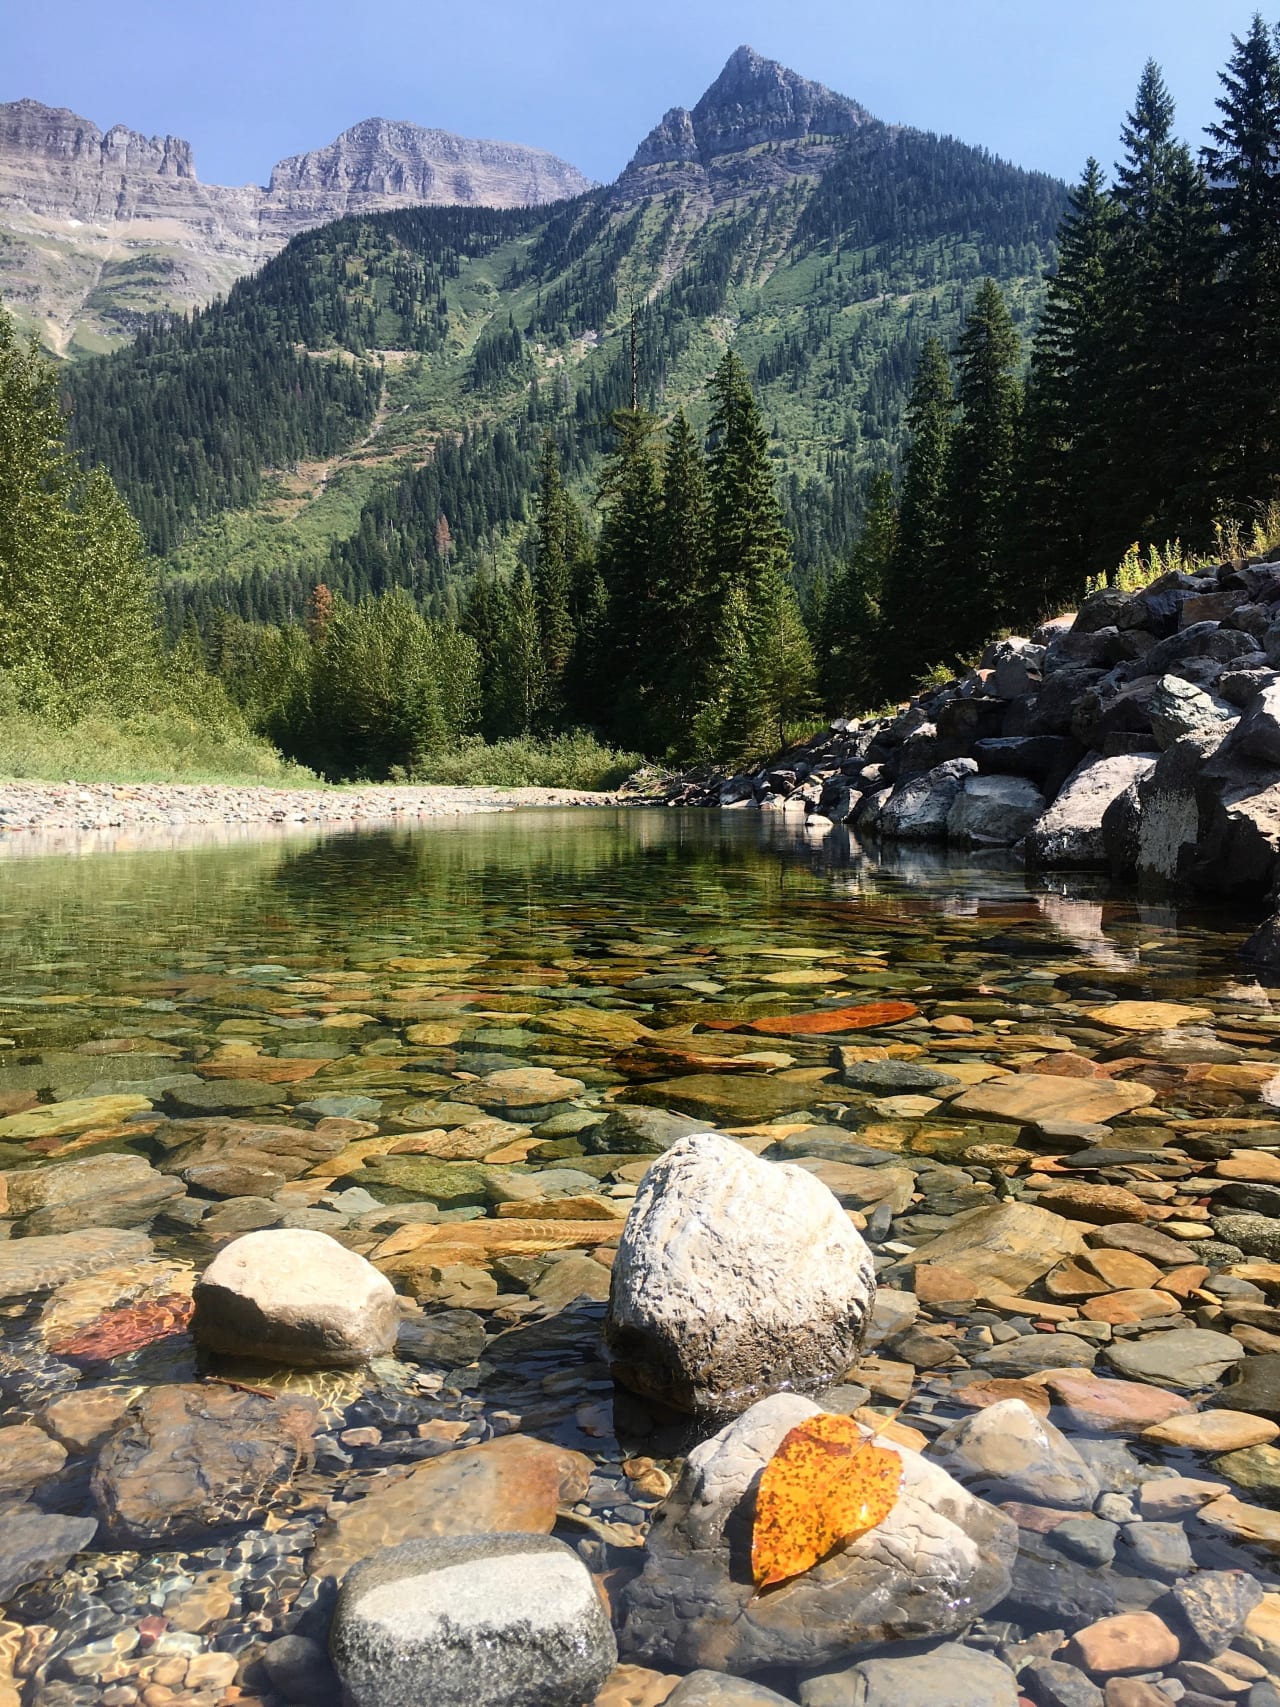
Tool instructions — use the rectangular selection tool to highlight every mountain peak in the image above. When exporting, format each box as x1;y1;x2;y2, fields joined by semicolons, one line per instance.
626;47;873;174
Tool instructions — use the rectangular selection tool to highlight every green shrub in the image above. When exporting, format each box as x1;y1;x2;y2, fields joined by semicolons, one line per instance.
410;732;642;790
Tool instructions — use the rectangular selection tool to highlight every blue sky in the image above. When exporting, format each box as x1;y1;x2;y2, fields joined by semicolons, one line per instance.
4;0;1268;189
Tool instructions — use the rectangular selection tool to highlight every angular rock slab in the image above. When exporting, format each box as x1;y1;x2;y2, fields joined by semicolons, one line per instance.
0;1227;153;1299
310;1433;593;1582
1025;754;1157;868
889;1200;1087;1296
330;1533;616;1707
948;1073;1155;1126
192;1227;398;1368
618;1393;1018;1674
607;1133;875;1414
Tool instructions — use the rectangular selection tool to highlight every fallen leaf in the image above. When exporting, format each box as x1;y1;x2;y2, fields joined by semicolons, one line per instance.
751;1412;903;1589
705;1001;919;1038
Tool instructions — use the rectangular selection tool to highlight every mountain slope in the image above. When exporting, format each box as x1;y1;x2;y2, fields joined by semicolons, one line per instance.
0;99;592;355
61;48;1068;616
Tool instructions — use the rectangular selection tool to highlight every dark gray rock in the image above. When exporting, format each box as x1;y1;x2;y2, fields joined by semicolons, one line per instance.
581;1106;706;1155
1002;1528;1120;1625
834;1057;959;1094
397;1309;487;1368
330;1533;616;1707
1047;1518;1118;1567
1211;1214;1280;1261
880;759;979;843
1121;1520;1192;1581
262;1634;341;1705
947;775;1047;847
1019;1658;1105;1707
1147;674;1238;750
1211;1353;1280;1421
1025;755;1157;868
1170;1568;1265;1658
800;1644;1019;1707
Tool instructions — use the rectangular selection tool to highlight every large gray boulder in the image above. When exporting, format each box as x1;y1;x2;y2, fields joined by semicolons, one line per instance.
192;1228;399;1367
330;1533;616;1707
1024;754;1157;868
946;775;1046;847
879;759;978;842
1147;673;1238;750
618;1394;1019;1673
606;1132;875;1414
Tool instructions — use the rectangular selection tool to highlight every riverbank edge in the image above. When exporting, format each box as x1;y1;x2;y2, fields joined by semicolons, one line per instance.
0;780;639;838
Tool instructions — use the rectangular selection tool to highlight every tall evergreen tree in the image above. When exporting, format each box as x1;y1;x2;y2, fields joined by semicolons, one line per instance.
947;280;1022;652
531;433;576;721
698;351;814;756
650;408;713;751
596;407;661;742
820;468;897;711
1022;160;1118;593
881;336;955;686
1202;14;1280;513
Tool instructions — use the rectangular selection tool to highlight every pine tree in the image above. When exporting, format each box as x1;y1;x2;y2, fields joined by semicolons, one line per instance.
531;433;575;720
1202;14;1280;513
821;469;896;711
881;336;955;687
0;305;157;715
650;408;713;752
699;351;814;757
1022;160;1118;593
947;280;1022;652
596;407;661;743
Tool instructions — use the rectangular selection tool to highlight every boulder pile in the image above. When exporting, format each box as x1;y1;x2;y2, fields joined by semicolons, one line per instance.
679;552;1280;963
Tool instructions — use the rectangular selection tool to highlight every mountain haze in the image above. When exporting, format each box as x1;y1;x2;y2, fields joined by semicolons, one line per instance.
0;98;592;354
58;48;1068;621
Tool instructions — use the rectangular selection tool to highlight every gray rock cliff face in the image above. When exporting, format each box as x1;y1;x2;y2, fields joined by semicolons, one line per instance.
0;98;590;353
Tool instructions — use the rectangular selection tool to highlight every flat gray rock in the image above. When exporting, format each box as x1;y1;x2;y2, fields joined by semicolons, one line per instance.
1104;1328;1245;1390
330;1533;616;1707
0;1227;153;1298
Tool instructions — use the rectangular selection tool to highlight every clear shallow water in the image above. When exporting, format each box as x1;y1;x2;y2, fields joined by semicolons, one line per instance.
0;809;1277;1703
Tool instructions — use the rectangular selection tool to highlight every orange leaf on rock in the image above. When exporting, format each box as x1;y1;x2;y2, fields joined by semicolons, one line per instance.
751;1412;903;1590
740;1001;919;1038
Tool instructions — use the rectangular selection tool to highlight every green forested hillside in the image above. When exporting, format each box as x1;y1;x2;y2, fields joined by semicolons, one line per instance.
63;51;1067;633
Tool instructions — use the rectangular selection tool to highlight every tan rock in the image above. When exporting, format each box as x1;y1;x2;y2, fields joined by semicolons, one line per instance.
1216;1151;1280;1183
1158;1263;1211;1298
949;1073;1155;1125
1042;1371;1193;1434
1142;1411;1280;1452
1103;1681;1180;1707
1197;1493;1280;1552
404;1021;466;1046
1082;1000;1213;1032
952;1378;1053;1416
494;1196;628;1221
593;1665;680;1707
309;1433;592;1580
1224;1261;1280;1294
896;1201;1087;1295
1139;1476;1230;1519
0;1426;65;1493
39;1387;136;1453
1046;1248;1163;1299
1241;1591;1280;1669
1081;1288;1182;1324
1037;1183;1157;1225
1066;1612;1182;1675
531;1009;654;1046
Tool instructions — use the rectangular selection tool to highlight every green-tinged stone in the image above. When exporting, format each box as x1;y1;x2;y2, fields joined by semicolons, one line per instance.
0;1094;153;1139
633;1071;837;1125
354;1157;498;1207
1214;1444;1280;1502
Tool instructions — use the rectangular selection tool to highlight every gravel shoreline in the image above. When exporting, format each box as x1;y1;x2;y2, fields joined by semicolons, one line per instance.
0;780;623;845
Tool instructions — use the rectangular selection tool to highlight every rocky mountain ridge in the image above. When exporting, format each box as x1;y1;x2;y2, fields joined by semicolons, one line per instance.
0;97;592;354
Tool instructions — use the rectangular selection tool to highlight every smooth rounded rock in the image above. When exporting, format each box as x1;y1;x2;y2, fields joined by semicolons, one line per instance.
1065;1612;1181;1676
192;1228;398;1367
330;1532;617;1707
607;1132;876;1414
935;1399;1100;1510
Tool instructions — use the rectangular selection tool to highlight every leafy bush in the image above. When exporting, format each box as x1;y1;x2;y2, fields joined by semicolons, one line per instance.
410;732;641;790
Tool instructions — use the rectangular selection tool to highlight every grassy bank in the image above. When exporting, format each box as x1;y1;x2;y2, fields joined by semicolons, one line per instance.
407;734;643;791
0;706;321;786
